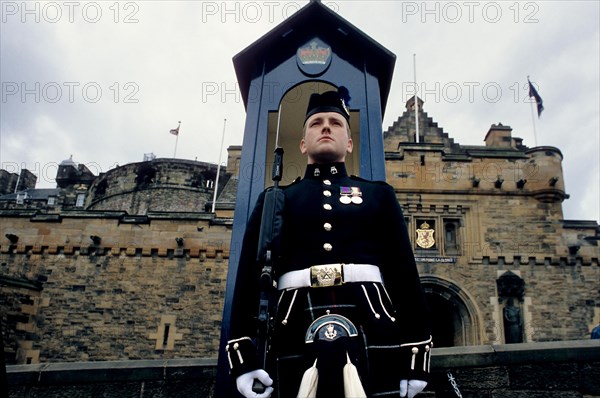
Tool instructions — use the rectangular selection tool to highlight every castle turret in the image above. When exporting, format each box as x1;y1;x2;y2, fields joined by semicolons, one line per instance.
55;156;96;188
0;169;36;194
86;158;231;215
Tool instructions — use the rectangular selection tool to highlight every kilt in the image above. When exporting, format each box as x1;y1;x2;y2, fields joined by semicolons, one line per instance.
268;282;406;397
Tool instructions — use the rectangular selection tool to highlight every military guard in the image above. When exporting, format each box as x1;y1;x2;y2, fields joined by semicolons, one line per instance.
226;89;432;397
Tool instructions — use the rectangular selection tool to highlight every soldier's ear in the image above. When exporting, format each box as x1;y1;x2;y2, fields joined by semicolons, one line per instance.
300;138;307;155
346;137;353;154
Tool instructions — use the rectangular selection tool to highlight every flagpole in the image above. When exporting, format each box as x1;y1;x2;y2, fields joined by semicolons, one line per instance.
14;169;21;194
172;121;181;158
413;53;419;143
529;99;538;147
527;76;538;147
211;118;227;214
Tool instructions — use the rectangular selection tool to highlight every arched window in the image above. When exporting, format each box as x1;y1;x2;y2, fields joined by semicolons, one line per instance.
443;219;460;255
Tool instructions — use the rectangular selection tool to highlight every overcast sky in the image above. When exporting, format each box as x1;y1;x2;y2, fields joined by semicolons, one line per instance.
1;1;598;222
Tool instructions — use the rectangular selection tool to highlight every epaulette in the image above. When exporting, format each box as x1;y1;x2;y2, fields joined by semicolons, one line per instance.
350;175;390;186
265;177;301;191
280;177;302;189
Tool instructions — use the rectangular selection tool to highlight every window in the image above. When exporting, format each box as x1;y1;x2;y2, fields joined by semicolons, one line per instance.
162;324;171;347
443;219;461;255
47;196;56;206
16;192;27;204
408;212;465;256
75;193;85;207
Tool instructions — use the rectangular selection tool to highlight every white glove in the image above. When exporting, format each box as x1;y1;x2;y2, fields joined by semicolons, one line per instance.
236;369;274;398
400;379;427;398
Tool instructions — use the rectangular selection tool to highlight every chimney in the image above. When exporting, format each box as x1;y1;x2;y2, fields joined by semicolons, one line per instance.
484;123;513;148
227;146;242;178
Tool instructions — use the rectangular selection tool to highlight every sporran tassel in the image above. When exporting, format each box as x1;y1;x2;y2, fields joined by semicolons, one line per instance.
297;359;319;398
343;352;366;398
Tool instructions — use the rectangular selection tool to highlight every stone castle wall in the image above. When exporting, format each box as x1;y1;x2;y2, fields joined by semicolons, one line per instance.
1;212;232;364
1;189;597;365
87;159;228;214
6;341;600;398
417;260;599;343
1;120;598;366
383;111;599;346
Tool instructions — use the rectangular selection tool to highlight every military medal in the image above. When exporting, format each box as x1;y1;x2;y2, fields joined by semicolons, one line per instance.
339;187;352;204
340;187;362;204
351;187;363;204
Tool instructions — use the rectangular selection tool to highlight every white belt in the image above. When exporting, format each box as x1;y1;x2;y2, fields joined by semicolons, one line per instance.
277;263;382;290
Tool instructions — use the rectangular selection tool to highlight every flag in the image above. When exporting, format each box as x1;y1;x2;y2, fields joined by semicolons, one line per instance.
169;121;181;135
528;79;544;117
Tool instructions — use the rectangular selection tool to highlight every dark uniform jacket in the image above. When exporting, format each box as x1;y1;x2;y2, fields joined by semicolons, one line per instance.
227;162;432;397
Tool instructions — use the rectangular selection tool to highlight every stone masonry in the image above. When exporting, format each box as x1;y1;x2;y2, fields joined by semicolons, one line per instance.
1;211;232;364
1;103;599;366
384;97;599;346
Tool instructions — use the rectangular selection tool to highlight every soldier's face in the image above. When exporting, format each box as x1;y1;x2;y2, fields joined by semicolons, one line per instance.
300;112;353;164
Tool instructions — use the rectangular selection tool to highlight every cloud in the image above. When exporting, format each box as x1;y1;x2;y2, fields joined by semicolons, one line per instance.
1;1;598;222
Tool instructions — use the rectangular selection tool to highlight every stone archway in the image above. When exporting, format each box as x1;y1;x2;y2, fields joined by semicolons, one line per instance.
420;276;481;347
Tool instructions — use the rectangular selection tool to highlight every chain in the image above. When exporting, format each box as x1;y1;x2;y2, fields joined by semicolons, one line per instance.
447;370;463;398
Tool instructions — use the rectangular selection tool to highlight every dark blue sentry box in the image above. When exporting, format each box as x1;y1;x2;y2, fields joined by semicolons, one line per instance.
217;1;396;395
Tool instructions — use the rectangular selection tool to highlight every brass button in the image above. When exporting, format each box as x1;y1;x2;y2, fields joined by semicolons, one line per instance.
323;179;332;186
324;223;332;231
323;243;333;251
323;204;332;211
323;190;332;197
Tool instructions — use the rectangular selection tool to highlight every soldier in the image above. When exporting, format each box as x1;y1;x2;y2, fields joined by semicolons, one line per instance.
226;89;432;397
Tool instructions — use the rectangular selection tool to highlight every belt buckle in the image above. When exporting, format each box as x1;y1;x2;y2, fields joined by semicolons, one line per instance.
310;264;343;287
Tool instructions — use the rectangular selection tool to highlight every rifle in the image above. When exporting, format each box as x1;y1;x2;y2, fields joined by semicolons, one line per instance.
252;146;284;394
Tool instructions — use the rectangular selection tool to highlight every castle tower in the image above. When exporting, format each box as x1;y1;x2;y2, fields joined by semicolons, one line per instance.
383;98;597;346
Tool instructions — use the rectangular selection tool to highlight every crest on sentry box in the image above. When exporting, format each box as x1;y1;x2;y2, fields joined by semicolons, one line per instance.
296;38;332;77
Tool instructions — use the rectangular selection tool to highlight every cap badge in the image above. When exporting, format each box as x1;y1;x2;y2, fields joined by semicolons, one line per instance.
340;98;350;117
